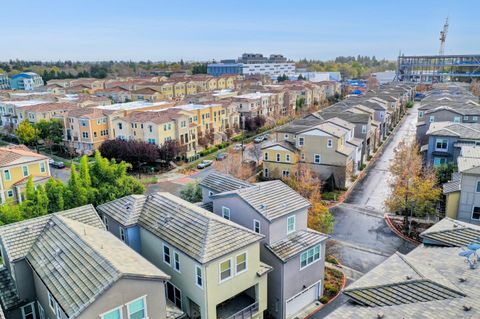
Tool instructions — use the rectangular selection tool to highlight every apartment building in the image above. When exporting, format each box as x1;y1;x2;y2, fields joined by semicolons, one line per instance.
233;92;276;119
0;100;55;128
95;86;133;102
61;107;111;155
264;120;360;189
0;145;50;203
97;192;269;319
174;103;226;136
112;108;198;159
0;205;183;319
9;72;43;91
16;102;78;124
0;74;10;90
200;172;328;319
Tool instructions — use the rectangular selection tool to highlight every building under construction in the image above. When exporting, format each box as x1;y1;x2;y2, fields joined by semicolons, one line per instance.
396;54;480;83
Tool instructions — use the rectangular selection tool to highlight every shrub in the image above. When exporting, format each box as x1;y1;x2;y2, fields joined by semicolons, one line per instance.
320;296;329;304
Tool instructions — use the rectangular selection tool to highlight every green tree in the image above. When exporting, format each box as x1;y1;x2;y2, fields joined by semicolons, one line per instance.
0;204;23;225
16;120;39;146
180;181;202;203
45;178;67;213
36;119;64;144
79;155;92;187
20;177;49;219
66;164;89;208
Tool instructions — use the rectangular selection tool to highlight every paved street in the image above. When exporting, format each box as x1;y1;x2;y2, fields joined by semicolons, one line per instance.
312;104;420;317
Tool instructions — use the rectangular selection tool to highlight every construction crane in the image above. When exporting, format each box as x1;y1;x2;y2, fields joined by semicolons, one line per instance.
439;17;449;55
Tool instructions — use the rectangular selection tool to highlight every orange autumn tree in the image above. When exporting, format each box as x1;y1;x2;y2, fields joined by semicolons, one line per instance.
283;164;334;234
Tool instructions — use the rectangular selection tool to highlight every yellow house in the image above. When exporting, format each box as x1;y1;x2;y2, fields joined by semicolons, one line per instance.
261;141;299;179
131;88;163;102
186;81;198;95
159;82;174;99
17;102;79;125
172;81;187;99
0;145;51;203
175;103;226;136
216;77;226;90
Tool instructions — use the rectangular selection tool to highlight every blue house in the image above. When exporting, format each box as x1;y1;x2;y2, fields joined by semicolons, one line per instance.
424;122;480;166
9;72;44;90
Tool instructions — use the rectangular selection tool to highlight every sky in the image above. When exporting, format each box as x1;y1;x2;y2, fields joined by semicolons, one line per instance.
1;0;479;62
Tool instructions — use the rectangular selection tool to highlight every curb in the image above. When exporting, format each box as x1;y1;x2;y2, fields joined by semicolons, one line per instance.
304;257;348;319
384;213;421;245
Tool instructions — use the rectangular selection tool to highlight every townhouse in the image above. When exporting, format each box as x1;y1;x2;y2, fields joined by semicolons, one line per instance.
443;145;480;225
233;92;276;119
131;87;163;102
97;192;269;319
0;205;183;319
0;100;55;128
0;145;50;203
174;103;226;137
200;172;328;319
95;86;133;102
328;218;480;319
424;122;480;167
264;119;360;189
112;108;198;159
16;102;78;124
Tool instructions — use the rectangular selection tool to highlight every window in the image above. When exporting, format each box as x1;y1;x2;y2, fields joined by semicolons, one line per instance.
118;123;123;130
472;207;480;220
298;137;304;146
147;138;156;144
327;139;333;148
454;116;461;123
276;153;280;162
429;116;435;123
314;154;321;164
148;125;153;132
166;282;182;309
7;190;14;198
284;134;289;139
40;162;46;173
120;227;125;242
236;253;247;274
464;116;469;121
287;215;296;234
282;170;290;178
253;220;260;233
435;139;448;151
80;119;87;127
48;292;56;312
285;154;290;162
103;215;109;230
82;132;89;138
219;259;232;282
474;116;478;121
222;206;230;220
22;165;29;177
300;245;321;269
418;111;424;119
127;296;146;319
361;125;367;133
208;191;213;197
21;302;35;319
4;169;11;181
38;302;45;319
476;181;480;193
174;251;180;272
433;157;447;167
195;265;203;288
163;244;171;265
264;152;269;161
101;306;122;319
263;168;269;178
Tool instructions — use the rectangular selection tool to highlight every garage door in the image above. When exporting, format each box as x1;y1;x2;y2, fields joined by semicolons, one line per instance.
285;282;320;318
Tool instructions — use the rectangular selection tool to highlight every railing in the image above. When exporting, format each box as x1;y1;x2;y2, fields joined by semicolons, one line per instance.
224;302;259;319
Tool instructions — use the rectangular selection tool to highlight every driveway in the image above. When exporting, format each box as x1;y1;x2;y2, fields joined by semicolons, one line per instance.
313;105;420;317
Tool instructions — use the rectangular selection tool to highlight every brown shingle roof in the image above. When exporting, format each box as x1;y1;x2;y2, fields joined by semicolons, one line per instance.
122;109;185;124
0;145;47;168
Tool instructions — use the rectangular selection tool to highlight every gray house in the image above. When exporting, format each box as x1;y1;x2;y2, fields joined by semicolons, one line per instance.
97;192;270;319
424;122;480;166
204;174;328;319
0;205;179;319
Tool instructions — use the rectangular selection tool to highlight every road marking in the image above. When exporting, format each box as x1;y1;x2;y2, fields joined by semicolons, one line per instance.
331;239;391;257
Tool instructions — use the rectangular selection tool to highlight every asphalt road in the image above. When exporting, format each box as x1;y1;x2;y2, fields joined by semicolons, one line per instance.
312;105;420;318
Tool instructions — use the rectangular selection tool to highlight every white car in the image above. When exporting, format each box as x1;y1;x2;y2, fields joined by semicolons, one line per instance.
197;160;213;169
233;143;245;151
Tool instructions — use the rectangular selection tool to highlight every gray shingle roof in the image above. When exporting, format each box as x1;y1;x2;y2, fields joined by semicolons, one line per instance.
266;229;327;262
199;171;252;193
196;201;213;212
427;122;480;139
420;217;480;247
137;192;263;264
327;220;480;319
213;180;311;221
442;180;460;194
0;205;103;262
0;267;21;311
26;215;167;318
97;194;146;226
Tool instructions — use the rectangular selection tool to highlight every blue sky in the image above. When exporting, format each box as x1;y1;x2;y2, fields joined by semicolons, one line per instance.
1;0;479;61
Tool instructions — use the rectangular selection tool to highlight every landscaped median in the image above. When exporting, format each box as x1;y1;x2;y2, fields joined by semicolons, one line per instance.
383;213;424;245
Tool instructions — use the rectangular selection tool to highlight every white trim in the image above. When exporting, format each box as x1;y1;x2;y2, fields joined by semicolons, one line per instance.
21;302;36;319
472;206;480;221
195;264;204;289
287;215;296;234
235;252;248;275
327;139;333;148
38;301;45;319
222;206;231;220
299;244;321;270
285;279;322;303
253;219;260;233
163;243;171;266
476;181;480;193
120;227;126;242
219;257;233;283
125;295;147;319
173;250;181;273
314;154;321;164
99;305;123;319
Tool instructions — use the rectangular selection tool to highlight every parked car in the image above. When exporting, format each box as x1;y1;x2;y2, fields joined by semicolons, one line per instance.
233;143;245;151
254;135;266;143
48;158;55;165
51;161;65;169
216;153;228;161
197;160;213;169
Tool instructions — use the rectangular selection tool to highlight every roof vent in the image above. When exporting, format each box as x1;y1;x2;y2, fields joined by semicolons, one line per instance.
259;204;268;210
405;275;412;280
47;219;55;227
125;203;131;211
54;248;64;257
463;305;472;312
458;277;467;283
147;194;153;200
453;224;458;228
376;311;384;318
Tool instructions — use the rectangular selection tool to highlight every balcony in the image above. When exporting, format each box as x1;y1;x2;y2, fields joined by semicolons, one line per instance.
217;286;258;319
